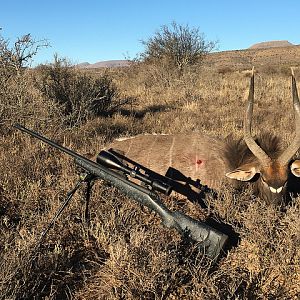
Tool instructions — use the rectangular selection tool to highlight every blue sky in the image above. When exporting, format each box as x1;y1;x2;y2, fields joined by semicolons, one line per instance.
1;0;299;65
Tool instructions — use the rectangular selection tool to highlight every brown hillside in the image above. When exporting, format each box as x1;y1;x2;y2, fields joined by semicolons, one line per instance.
205;44;300;70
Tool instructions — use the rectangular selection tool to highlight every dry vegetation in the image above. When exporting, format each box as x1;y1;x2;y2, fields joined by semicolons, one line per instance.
0;57;300;299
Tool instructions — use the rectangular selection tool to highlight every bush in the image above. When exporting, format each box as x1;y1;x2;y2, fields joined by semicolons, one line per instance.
0;32;52;130
0;32;49;77
139;22;217;75
218;66;234;75
35;56;120;127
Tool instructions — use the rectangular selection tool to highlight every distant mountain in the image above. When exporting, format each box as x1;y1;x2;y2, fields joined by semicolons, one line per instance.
77;62;90;68
77;60;131;69
249;40;294;49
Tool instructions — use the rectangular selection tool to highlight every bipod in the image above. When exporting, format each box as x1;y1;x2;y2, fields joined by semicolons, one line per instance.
33;172;96;253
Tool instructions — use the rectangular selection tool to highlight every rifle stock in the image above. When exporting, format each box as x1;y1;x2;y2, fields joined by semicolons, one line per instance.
14;124;228;260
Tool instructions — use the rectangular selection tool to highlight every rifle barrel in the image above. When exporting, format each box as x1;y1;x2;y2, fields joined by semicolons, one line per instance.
14;124;88;162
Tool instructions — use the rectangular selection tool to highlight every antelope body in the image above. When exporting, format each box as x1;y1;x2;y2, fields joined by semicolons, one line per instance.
105;72;300;205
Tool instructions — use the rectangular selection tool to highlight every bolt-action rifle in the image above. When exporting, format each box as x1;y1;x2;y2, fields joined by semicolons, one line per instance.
14;124;228;260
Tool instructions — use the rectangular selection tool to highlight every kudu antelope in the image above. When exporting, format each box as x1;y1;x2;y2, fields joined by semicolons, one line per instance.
105;71;300;205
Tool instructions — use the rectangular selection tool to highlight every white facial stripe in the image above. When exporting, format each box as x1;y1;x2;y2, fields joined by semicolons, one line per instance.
269;186;283;194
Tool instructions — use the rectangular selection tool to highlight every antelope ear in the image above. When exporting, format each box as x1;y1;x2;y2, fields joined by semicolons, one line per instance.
225;163;259;181
290;160;300;177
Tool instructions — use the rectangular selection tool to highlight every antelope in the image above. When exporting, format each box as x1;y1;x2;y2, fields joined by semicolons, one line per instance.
105;70;300;205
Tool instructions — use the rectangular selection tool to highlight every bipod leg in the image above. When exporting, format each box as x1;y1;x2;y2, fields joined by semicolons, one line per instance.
33;176;85;252
83;173;96;227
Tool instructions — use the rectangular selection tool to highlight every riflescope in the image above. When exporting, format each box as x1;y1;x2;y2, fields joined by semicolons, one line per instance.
96;150;172;196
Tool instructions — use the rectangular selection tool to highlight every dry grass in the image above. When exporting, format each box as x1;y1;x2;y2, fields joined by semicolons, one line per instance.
0;63;299;299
